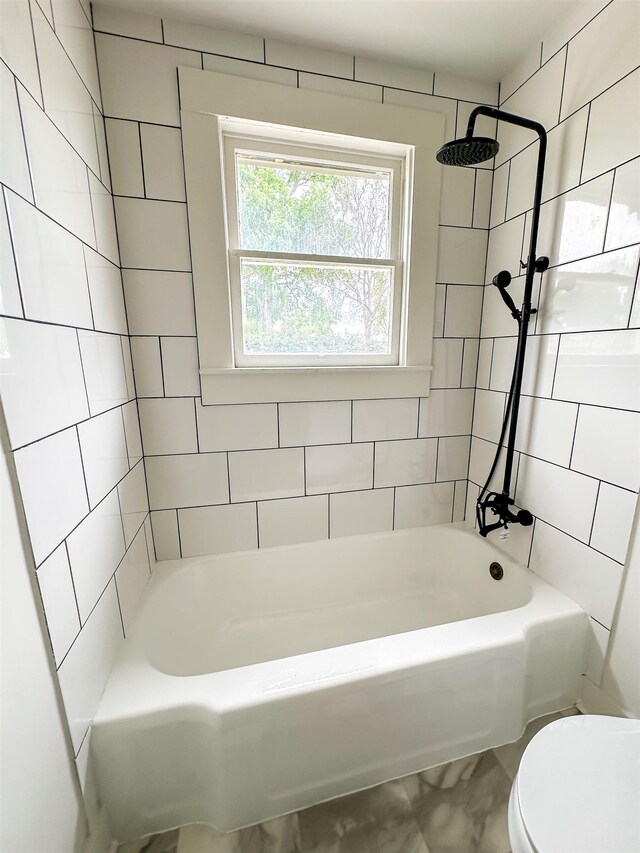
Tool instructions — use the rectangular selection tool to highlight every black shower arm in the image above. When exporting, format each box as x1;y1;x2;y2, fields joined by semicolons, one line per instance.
468;106;548;504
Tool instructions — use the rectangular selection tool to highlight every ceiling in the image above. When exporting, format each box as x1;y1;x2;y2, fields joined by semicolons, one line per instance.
99;0;581;82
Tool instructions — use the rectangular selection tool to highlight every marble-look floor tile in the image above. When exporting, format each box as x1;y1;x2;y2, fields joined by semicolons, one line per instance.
178;815;301;853
297;779;429;853
404;753;511;853
119;829;179;853
492;708;579;780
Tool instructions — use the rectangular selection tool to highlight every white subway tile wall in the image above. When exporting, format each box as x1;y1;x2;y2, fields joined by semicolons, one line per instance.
0;0;149;774
2;0;637;794
93;7;497;565
469;0;640;693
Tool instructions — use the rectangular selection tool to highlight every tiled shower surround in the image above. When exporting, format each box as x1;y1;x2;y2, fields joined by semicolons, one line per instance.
0;0;151;790
467;0;639;685
0;0;638;846
93;5;498;561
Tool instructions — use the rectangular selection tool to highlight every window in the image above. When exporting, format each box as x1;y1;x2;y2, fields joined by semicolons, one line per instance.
223;132;405;367
179;68;444;404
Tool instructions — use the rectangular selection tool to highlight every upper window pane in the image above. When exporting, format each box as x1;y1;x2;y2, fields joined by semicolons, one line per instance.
236;155;392;258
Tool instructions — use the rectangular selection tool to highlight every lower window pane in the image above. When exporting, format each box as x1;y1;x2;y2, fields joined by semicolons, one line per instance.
240;260;393;355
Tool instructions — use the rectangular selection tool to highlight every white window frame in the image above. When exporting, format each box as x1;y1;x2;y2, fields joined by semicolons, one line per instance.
179;67;445;404
224;133;405;368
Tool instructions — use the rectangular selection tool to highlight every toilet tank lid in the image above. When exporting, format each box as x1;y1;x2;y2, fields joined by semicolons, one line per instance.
517;715;640;853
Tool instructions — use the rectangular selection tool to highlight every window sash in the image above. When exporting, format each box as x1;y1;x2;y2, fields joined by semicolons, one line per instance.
228;250;403;367
223;133;406;368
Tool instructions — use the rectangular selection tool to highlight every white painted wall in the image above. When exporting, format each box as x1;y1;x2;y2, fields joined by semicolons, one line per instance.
0;411;86;852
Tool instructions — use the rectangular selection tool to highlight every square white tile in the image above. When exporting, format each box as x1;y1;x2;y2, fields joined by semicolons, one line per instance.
5;189;92;326
553;329;640;411
77;407;129;508
105;118;144;197
374;438;437;488
472;389;506;444
352;399;418;443
486;216;526;286
150;510;180;561
329;488;393;539
529;520;623;629
178;503;258;558
436;227;488;285
78;330;128;416
196;401;278;452
130;337;164;397
419;389;474;438
536;246;639;336
571;405;640;492
279;401;351;448
0;317;89;448
146;453;229;510
439;167;474;228
431;339;464;388
461;339;480;388
516;454;599;543
590;482;637;565
123;270;196;336
140;124;186;202
258;495;328;548
514;396;578;468
138;397;198;456
436;435;471;481
305;443;373;495
536;172;613;268
115;197;191;271
394;482;454;529
66;490;126;622
229;447;304;502
161;337;201;397
443;285;483;338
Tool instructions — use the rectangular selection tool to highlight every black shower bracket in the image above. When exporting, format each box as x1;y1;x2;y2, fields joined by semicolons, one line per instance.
466;106;548;536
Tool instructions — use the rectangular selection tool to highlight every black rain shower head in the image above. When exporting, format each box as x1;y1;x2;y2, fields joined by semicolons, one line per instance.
435;136;500;167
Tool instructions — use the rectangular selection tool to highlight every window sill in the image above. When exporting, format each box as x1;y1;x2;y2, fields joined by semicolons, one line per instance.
199;366;432;404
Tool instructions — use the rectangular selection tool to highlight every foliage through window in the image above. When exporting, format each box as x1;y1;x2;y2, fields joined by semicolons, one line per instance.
224;134;405;367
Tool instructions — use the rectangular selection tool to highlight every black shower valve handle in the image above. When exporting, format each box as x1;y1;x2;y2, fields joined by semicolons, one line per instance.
520;255;550;273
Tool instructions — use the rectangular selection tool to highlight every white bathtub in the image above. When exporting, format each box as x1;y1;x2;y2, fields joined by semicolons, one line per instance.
91;523;588;841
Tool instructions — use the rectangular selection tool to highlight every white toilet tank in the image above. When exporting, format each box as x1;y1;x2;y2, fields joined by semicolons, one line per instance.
509;715;640;853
